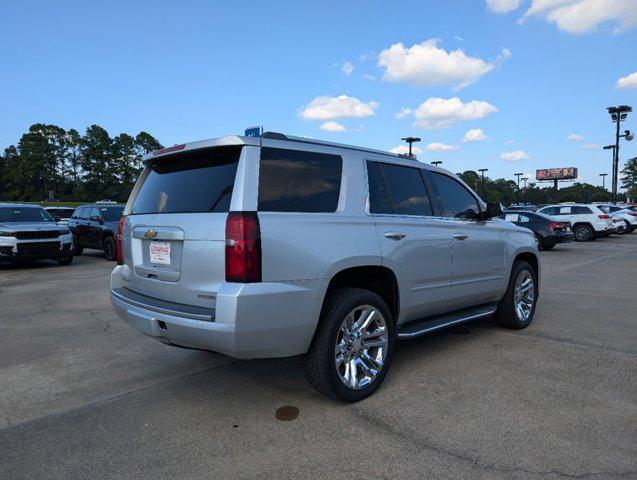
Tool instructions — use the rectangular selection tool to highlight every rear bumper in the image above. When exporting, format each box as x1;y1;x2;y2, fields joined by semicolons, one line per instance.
542;232;573;246
109;266;323;359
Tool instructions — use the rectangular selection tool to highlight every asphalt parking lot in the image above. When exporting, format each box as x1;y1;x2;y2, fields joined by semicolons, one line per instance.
1;237;636;480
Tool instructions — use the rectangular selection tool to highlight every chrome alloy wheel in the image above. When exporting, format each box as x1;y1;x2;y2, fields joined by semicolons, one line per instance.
513;270;535;322
335;305;389;390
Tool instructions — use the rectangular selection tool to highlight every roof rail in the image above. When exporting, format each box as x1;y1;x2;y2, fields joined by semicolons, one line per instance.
260;132;403;159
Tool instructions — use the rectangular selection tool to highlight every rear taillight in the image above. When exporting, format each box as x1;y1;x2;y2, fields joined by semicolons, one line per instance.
225;212;262;283
598;214;610;219
629;213;637;217
116;215;126;265
548;222;561;228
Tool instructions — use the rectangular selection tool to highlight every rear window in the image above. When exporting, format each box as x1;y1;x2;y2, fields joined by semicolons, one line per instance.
131;146;242;215
258;148;342;213
100;206;124;221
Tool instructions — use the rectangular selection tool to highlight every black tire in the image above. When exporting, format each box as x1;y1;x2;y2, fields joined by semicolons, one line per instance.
73;236;83;256
617;221;629;235
57;255;73;266
542;243;555;250
573;224;594;242
494;261;538;330
303;287;395;402
103;236;116;261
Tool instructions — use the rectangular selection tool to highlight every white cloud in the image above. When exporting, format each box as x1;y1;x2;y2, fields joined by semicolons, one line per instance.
616;72;637;89
319;121;346;132
390;145;424;155
582;143;600;150
299;95;379;121
397;97;498;130
426;142;458;152
463;128;489;142
362;73;376;81
501;150;530;162
568;133;584;141
506;139;516;145
377;39;505;90
342;61;354;76
519;0;637;34
487;0;523;13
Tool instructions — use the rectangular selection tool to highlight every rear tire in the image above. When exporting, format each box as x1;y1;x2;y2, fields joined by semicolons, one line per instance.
494;261;538;330
303;287;395;402
542;243;555;250
573;224;594;242
103;236;116;261
617;221;629;234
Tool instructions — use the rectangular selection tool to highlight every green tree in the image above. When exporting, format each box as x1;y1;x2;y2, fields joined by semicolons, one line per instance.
621;157;637;195
80;125;115;200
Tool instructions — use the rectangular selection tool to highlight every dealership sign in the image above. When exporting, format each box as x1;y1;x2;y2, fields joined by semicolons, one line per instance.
536;167;578;181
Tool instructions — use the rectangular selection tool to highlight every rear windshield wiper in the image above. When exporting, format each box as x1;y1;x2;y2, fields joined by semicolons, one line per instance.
208;185;233;212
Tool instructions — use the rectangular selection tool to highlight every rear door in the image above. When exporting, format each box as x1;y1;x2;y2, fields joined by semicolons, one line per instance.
426;171;506;310
368;161;452;321
122;145;248;308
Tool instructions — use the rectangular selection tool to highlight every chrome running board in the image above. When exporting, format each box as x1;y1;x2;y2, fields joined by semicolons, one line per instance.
396;304;497;339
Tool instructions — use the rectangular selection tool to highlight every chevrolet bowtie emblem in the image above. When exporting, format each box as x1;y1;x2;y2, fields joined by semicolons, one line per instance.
144;229;158;239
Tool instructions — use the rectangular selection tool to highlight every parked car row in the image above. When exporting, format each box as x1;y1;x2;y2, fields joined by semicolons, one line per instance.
0;203;124;266
504;202;636;248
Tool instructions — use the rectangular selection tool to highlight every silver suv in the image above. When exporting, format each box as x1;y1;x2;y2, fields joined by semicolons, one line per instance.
110;132;540;401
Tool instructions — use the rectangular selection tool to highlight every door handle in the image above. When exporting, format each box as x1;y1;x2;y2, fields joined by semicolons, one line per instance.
452;233;468;240
384;232;406;240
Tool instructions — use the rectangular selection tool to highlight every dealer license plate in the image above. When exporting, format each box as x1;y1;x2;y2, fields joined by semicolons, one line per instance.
149;241;171;265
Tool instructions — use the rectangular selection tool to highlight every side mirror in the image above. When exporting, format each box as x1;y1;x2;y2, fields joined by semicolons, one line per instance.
483;202;503;220
90;215;102;223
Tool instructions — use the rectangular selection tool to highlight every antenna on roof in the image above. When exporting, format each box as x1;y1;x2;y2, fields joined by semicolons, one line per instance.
401;136;421;158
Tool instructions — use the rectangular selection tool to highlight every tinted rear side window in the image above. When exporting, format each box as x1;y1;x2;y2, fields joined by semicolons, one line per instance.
572;206;592;214
258;148;342;213
131;146;242;215
429;172;480;219
367;162;433;216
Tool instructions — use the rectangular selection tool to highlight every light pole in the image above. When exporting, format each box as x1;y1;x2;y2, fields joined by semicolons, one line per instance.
478;168;488;197
599;173;608;194
514;172;523;189
431;161;442;166
607;105;633;202
401;136;421;158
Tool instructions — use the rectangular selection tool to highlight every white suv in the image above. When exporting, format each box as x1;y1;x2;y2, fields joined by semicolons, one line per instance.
110;131;540;401
536;204;614;242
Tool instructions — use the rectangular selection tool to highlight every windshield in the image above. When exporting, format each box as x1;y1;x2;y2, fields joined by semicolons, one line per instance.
0;207;55;223
100;206;124;221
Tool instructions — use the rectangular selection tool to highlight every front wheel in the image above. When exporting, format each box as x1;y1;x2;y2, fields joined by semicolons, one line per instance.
303;288;395;402
494;261;538;330
57;255;73;266
616;221;629;234
73;236;83;256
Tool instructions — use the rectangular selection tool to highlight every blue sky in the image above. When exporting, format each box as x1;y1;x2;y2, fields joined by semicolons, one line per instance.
1;0;636;186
